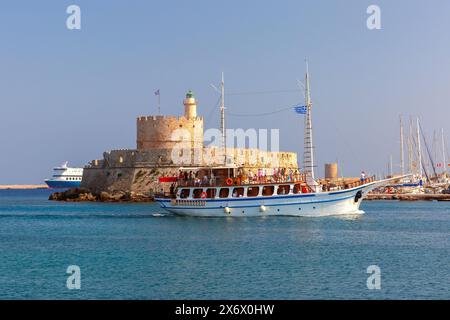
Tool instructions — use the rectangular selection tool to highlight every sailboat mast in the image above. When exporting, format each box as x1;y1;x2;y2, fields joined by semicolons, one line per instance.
442;128;447;177
408;117;413;174
417;118;423;178
389;154;393;177
303;62;317;189
433;130;438;179
220;72;226;165
400;115;404;176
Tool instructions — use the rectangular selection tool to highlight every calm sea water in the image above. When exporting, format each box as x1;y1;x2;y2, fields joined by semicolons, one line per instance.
0;189;448;300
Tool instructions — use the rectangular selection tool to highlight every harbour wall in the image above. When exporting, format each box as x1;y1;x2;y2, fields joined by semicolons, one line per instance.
366;193;450;201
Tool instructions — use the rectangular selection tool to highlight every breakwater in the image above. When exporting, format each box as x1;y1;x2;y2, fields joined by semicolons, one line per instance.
0;185;48;190
49;188;154;202
366;193;450;201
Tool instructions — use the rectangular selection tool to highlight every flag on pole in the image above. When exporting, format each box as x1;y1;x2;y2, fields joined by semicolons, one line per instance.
155;89;161;114
294;105;307;114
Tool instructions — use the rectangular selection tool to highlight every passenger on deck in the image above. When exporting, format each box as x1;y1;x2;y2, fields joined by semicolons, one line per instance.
209;173;216;186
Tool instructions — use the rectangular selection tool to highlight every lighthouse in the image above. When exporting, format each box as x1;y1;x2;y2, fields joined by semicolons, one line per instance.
184;90;197;119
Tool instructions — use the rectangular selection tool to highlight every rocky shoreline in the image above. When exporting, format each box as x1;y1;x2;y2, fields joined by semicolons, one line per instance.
49;188;154;202
366;193;450;201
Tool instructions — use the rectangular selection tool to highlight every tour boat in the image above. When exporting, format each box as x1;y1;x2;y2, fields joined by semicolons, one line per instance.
157;176;399;217
156;67;398;217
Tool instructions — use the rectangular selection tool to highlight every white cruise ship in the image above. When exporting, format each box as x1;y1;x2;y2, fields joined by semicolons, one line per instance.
44;161;83;189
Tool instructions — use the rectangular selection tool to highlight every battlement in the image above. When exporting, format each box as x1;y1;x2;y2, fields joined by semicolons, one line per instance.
136;114;204;150
137;115;203;122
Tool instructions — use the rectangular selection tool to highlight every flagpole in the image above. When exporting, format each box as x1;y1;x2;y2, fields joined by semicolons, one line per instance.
155;90;161;115
158;92;161;115
442;128;447;178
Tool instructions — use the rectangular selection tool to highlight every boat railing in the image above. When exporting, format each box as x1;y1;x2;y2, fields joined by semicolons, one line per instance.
175;174;307;188
155;175;377;200
174;174;376;190
343;176;376;189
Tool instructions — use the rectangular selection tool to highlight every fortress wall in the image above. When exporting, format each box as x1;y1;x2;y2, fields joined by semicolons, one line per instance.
81;166;181;194
82;147;298;194
136;116;204;150
210;147;297;168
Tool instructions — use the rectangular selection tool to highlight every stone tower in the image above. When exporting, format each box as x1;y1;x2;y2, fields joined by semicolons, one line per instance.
136;91;204;150
184;90;197;119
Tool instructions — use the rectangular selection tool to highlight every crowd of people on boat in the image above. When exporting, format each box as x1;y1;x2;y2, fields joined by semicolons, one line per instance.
176;168;304;187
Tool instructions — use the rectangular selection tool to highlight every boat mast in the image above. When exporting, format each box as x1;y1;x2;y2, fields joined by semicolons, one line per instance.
220;72;226;165
400;115;405;177
389;154;393;177
416;117;423;178
442;128;447;178
303;61;318;190
433;129;438;179
408;117;413;174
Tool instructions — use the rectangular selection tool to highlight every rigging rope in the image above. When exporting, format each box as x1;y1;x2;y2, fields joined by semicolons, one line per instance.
227;105;296;117
226;89;301;96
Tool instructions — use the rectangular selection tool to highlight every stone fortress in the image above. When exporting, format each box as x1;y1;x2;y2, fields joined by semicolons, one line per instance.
81;91;299;194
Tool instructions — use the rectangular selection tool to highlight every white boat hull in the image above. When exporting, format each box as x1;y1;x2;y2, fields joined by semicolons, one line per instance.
156;182;380;218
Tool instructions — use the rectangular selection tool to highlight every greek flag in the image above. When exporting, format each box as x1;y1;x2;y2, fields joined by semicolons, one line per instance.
294;105;307;114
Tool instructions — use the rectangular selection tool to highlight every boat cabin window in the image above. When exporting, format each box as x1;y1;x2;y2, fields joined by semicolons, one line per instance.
293;184;301;194
219;188;230;198
247;186;259;197
180;189;190;199
206;188;216;199
232;187;244;198
192;189;204;199
277;185;290;195
262;186;274;196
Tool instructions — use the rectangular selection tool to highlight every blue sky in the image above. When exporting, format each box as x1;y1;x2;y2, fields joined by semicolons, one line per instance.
1;0;449;183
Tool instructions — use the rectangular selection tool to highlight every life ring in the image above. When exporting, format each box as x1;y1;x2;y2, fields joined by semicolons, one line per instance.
201;191;207;199
226;178;233;186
